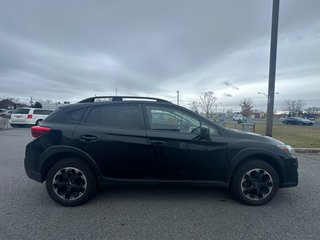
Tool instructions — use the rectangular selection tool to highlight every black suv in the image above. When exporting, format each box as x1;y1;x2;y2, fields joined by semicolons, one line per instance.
25;96;298;206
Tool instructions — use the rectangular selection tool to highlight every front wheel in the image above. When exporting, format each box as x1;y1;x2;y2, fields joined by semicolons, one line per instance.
231;160;279;206
46;158;97;206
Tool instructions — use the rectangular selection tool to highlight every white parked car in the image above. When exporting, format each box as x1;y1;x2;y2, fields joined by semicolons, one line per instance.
232;114;246;121
0;109;6;117
9;108;54;127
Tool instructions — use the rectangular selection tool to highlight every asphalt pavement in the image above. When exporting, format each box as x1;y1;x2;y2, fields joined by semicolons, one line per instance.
1;128;320;240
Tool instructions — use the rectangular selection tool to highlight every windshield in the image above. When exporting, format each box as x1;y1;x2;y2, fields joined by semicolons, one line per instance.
12;109;30;114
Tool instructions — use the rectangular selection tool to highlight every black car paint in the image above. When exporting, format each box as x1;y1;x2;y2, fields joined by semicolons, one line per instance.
25;101;298;189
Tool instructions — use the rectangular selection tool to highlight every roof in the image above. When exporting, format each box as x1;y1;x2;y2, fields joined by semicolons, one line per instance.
78;96;172;104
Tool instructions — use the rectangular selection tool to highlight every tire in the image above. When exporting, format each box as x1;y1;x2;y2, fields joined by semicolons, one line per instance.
46;158;97;206
35;119;43;126
231;160;279;206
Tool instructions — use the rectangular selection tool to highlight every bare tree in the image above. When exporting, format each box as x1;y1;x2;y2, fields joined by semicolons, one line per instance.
283;99;305;117
198;91;217;118
9;97;21;103
43;99;53;105
189;101;199;113
305;106;320;114
240;98;254;117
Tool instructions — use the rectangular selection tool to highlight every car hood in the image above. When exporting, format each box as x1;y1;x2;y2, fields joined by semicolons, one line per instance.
224;128;285;145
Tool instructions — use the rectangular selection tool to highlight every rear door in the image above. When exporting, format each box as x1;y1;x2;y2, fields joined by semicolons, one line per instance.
74;103;152;179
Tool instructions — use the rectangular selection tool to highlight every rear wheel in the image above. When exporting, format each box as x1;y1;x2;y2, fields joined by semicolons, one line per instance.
231;160;279;206
35;119;43;126
46;158;97;206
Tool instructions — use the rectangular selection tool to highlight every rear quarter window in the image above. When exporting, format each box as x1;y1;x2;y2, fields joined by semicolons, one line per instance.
44;107;87;124
67;108;87;122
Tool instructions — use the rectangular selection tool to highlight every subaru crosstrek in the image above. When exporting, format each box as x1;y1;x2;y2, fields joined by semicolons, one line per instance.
24;96;298;206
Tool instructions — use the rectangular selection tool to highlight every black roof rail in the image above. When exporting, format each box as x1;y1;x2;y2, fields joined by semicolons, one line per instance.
78;96;172;103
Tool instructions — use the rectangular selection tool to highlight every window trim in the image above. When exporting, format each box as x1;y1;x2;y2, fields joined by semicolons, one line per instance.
144;104;203;135
143;103;221;137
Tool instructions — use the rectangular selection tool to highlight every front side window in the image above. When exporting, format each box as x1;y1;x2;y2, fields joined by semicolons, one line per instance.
86;105;142;130
146;106;201;134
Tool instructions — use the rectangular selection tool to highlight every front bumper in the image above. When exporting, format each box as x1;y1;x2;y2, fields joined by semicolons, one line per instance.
280;155;298;188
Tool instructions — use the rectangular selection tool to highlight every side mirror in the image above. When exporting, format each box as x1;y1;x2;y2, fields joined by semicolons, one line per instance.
200;125;210;140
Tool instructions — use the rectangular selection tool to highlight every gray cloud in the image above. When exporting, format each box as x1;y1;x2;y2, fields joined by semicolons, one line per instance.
0;0;319;110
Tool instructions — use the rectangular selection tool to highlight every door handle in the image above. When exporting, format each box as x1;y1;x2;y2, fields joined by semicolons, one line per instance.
149;140;167;146
79;134;98;142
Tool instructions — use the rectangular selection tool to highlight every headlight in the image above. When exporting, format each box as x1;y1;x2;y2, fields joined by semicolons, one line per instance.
277;145;295;155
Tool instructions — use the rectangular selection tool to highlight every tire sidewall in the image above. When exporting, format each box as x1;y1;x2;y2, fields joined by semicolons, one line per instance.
36;119;43;126
231;160;279;206
46;158;97;206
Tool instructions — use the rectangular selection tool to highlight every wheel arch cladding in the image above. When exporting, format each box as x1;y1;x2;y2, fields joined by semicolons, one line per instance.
39;146;102;182
228;150;284;187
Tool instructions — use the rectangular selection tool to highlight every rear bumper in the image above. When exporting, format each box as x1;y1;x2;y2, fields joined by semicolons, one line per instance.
25;166;43;183
10;118;35;125
24;142;45;183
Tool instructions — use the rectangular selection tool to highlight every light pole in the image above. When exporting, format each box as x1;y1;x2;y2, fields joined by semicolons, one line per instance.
257;92;268;98
258;91;279;118
258;91;279;100
266;0;280;137
176;90;180;105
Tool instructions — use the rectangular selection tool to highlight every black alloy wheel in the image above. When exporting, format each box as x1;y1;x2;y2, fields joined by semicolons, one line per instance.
240;168;273;201
46;158;97;206
52;167;87;201
231;160;279;206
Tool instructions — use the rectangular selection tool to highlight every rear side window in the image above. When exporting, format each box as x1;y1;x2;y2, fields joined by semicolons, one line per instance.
44;107;86;124
85;105;142;130
13;109;30;114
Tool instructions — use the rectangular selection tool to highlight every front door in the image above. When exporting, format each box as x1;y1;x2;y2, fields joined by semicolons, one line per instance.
144;104;228;181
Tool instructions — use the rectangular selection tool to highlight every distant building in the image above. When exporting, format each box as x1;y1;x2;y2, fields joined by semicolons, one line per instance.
0;99;26;109
274;110;289;119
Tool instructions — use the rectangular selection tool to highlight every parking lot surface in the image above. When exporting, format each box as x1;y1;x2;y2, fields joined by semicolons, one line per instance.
1;128;320;240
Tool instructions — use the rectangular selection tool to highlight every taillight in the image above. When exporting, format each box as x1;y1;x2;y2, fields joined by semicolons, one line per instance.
31;126;51;138
27;114;33;119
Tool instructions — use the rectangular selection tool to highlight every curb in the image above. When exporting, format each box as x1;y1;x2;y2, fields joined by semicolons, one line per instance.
294;148;320;153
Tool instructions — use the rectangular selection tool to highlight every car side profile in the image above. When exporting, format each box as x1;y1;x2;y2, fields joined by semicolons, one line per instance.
282;117;314;126
24;96;298;206
10;108;54;127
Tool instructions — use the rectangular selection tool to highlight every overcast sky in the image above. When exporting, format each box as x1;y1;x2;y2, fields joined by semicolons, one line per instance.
0;0;319;111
